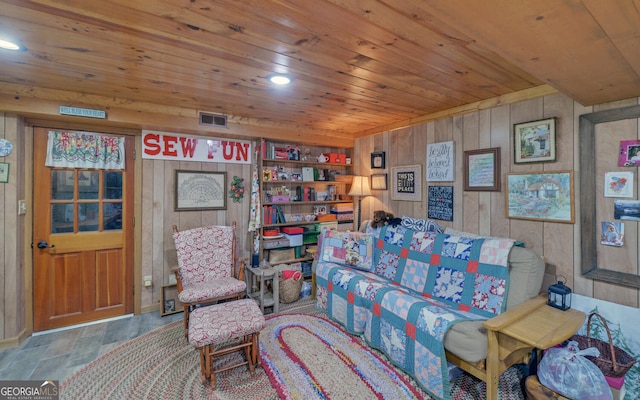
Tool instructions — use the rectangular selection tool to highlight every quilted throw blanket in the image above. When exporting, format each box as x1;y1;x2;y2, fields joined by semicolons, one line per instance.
317;225;518;400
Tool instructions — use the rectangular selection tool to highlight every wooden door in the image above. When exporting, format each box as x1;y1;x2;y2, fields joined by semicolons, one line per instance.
33;127;134;332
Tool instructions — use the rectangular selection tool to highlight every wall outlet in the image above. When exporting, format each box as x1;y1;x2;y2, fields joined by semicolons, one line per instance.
18;200;26;215
143;275;153;287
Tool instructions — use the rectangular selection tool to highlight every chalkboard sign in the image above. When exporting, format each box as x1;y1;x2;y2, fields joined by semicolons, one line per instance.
428;186;453;221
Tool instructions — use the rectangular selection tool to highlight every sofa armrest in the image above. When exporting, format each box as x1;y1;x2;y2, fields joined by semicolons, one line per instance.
483;295;547;332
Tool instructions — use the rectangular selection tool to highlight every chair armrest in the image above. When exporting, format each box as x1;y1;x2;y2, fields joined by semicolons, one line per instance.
483;295;547;331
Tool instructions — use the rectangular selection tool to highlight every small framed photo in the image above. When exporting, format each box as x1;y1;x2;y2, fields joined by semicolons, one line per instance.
618;139;640;167
463;147;501;191
604;171;634;197
513;117;556;164
175;170;227;211
290;173;302;181
601;221;624;247
371;173;388;190
0;162;9;183
161;284;182;316
391;165;422;201
371;151;386;169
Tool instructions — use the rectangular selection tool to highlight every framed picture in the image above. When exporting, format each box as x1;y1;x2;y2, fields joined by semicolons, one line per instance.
371;173;388;190
506;171;574;223
391;165;422;201
428;186;453;221
618;139;640;166
174;170;227;211
371;151;385;169
161;284;182;316
604;171;634;197
513;117;556;163
0;162;10;183
427;141;455;181
463;147;501;191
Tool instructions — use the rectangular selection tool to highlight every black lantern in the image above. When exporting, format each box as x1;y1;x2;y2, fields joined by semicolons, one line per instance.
548;275;572;311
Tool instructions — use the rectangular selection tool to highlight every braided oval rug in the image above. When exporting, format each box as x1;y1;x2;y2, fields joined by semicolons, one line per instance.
61;303;524;399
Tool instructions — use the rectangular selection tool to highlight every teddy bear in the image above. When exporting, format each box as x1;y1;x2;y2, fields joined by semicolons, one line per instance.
371;210;402;228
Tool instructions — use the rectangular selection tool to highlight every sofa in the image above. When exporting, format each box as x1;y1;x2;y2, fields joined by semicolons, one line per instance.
313;218;545;400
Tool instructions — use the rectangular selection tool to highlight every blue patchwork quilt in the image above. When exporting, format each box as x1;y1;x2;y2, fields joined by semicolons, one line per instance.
315;225;518;400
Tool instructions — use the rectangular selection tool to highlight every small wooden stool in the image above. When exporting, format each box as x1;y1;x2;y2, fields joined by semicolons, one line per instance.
525;376;570;400
188;299;266;387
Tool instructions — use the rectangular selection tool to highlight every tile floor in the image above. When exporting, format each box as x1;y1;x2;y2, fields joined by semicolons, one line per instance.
0;311;183;383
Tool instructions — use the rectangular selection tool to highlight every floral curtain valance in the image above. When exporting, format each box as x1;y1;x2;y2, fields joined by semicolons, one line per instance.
45;131;125;170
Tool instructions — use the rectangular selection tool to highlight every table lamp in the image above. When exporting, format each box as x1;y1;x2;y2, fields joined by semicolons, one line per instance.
348;176;372;231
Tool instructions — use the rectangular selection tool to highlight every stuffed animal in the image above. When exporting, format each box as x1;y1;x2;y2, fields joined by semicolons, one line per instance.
371;210;402;228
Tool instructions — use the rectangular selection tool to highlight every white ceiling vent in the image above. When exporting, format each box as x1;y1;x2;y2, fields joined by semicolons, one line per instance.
199;112;228;128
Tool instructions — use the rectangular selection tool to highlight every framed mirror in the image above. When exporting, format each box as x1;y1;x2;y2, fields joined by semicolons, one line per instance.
580;104;640;288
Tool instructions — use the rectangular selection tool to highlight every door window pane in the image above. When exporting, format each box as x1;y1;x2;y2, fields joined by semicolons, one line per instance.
104;202;122;230
78;171;100;200
51;204;73;233
79;203;99;232
51;171;74;200
104;172;123;199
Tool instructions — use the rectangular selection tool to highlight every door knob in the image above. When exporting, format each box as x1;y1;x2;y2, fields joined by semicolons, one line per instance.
36;241;55;249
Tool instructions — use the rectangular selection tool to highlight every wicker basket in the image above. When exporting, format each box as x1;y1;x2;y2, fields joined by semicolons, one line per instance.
570;313;636;378
279;273;302;304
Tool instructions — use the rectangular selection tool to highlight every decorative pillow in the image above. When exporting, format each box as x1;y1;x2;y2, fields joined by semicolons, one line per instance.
320;230;374;271
401;216;444;233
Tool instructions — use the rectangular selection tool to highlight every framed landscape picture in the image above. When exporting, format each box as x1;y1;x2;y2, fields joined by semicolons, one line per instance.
506;171;574;223
513;117;556;164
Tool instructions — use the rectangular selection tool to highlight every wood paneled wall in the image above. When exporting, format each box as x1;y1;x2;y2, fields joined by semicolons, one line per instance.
355;93;640;308
1;93;639;342
0;113;26;340
139;154;254;312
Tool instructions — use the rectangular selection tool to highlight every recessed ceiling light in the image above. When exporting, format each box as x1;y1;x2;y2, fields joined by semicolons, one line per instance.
268;74;292;85
0;39;20;51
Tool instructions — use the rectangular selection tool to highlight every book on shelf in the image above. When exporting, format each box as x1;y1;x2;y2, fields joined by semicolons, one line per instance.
263;205;286;224
301;167;314;181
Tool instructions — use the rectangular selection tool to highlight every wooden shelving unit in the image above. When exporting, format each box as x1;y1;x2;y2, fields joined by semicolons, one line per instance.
258;140;354;269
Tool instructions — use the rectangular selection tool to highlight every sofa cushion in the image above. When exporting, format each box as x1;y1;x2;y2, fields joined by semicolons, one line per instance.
444;228;545;309
320;230;375;271
505;246;544;309
443;320;488;362
401;216;444;233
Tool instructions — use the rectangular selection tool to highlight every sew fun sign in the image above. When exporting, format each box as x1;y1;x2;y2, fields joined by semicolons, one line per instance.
142;130;251;164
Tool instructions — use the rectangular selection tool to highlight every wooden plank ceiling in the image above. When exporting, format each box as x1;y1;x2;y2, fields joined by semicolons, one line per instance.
0;0;639;144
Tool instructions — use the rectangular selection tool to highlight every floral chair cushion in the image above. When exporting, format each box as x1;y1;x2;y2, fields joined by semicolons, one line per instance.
188;299;266;347
173;225;235;287
178;277;247;303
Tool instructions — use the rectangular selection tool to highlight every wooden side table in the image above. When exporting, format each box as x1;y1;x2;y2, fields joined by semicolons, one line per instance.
245;266;279;314
480;295;585;400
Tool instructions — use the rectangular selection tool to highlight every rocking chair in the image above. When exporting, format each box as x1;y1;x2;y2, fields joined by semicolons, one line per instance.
171;222;247;334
